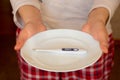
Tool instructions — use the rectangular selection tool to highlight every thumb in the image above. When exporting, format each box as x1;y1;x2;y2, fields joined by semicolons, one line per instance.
81;24;90;34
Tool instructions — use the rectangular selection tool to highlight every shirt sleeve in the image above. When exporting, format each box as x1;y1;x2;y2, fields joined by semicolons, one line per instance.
10;0;41;28
89;0;120;25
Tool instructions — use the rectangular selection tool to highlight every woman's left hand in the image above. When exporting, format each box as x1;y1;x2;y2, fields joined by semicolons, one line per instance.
82;21;109;53
82;7;109;53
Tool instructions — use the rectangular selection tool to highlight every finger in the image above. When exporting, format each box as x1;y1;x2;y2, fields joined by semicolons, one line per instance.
14;39;22;51
100;42;108;53
81;24;90;33
99;37;109;53
14;34;26;51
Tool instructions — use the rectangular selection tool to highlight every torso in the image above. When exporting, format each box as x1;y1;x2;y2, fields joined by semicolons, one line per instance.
40;0;93;30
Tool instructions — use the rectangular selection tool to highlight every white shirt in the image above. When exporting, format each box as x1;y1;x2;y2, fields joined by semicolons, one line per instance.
10;0;119;34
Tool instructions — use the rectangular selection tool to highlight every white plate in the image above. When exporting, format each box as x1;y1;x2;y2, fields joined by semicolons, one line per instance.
21;29;102;72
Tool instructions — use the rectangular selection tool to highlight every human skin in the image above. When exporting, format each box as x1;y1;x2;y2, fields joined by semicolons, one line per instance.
15;5;109;53
82;7;109;53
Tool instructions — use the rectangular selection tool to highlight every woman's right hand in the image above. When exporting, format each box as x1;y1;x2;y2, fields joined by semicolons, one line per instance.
14;5;46;51
14;22;46;51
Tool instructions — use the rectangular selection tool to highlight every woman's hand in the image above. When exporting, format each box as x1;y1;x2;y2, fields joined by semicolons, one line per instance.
14;5;46;51
82;21;109;53
14;22;46;51
82;7;109;53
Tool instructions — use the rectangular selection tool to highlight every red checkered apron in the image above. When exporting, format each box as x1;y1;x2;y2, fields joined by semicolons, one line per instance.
16;29;114;80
